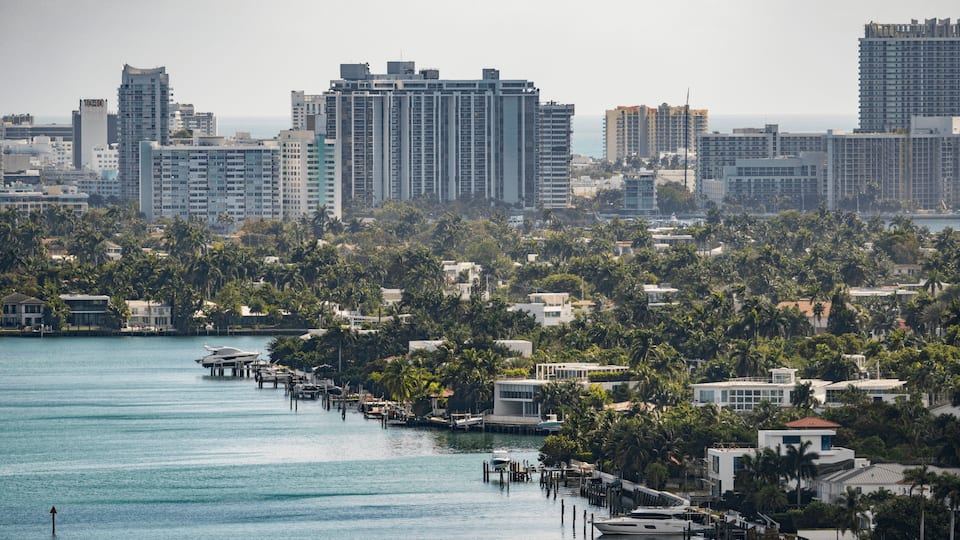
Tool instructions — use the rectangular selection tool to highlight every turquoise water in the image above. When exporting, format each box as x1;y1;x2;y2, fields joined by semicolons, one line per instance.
0;337;584;539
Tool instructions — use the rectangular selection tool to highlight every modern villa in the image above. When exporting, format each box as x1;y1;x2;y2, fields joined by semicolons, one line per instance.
705;418;857;498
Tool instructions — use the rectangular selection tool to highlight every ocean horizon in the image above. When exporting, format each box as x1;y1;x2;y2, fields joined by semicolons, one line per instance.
36;113;859;160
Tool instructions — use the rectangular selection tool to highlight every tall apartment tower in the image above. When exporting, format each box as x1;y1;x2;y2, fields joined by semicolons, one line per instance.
537;102;575;208
322;62;539;209
278;130;341;220
291;91;325;132
139;139;280;224
118;65;169;203
604;104;708;161
859;18;960;132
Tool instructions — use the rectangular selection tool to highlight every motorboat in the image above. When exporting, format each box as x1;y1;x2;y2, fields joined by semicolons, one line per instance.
196;345;261;368
592;501;710;536
490;449;511;471
538;413;562;432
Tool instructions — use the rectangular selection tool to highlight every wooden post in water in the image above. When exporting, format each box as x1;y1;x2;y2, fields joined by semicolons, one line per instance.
561;499;564;524
590;513;594;540
573;504;576;532
583;509;587;537
50;506;56;536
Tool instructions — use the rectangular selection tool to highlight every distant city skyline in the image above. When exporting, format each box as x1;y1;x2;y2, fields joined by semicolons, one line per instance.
1;0;956;119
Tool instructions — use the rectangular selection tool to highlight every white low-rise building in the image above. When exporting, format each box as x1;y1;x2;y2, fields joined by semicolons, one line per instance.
643;283;679;306
509;292;573;326
442;261;483;300
125;300;173;332
693;366;913;410
489;362;629;426
817;463;960;504
706;418;856;498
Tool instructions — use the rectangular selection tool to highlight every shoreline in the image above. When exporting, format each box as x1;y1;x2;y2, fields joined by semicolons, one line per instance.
0;328;307;338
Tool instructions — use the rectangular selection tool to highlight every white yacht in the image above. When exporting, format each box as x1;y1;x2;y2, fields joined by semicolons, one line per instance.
592;502;709;536
196;345;261;368
490;450;511;471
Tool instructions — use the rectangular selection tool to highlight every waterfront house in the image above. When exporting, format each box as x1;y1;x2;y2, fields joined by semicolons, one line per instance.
125;300;173;332
488;362;629;428
59;294;109;328
705;418;856;499
2;292;45;329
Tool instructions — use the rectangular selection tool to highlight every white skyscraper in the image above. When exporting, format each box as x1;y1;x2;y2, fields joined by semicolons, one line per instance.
77;99;108;169
537;102;575;209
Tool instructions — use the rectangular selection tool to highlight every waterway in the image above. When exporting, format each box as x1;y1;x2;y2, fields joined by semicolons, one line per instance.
0;336;587;539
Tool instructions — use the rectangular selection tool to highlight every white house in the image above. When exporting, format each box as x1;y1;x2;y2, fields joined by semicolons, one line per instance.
509;292;573;326
489;362;629;427
693;368;828;410
643;283;678;306
125;300;173;332
693;366;913;410
706;418;856;498
442;261;483;300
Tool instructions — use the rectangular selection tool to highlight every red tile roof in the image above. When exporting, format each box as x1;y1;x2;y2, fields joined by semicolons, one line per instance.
785;417;840;429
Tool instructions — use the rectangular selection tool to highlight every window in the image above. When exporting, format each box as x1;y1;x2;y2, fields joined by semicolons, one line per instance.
783;435;801;445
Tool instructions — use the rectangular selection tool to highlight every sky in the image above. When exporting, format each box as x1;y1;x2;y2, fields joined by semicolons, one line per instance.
1;0;957;119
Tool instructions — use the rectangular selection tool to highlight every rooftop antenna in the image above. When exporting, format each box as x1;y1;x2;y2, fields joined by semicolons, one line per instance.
683;88;690;191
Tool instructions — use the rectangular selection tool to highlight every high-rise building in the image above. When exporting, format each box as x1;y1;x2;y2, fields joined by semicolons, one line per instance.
169;103;217;137
859;18;960;132
278;130;341;220
139;138;280;225
322;62;540;209
604;104;708;162
118;65;169;203
827;117;960;211
537;102;575;209
291;91;325;132
696;125;826;199
71;99;111;170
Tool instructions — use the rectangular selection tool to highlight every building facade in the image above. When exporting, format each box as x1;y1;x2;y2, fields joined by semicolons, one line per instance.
71;99;112;170
118;65;170;203
169;103;217;137
722;152;828;210
291;91;325;132
623;171;657;214
322;62;540;209
604;104;708;162
139;139;281;225
278;130;341;220
859;19;960;132
537;102;575;208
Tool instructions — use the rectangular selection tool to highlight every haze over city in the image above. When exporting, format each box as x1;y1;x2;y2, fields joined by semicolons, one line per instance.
2;0;957;118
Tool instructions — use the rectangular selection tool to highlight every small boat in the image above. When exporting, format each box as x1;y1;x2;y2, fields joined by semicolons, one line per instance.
451;413;483;430
196;345;260;368
538;413;562;432
490;450;511;471
592;499;710;536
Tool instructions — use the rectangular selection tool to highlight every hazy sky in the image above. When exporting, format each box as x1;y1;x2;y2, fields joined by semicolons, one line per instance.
1;0;957;119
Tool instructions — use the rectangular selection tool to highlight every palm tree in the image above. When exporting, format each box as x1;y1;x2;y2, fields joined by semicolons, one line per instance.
835;486;867;538
932;472;960;540
785;440;820;507
905;465;938;540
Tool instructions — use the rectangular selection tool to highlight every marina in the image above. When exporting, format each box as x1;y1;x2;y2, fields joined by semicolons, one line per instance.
0;336;598;539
